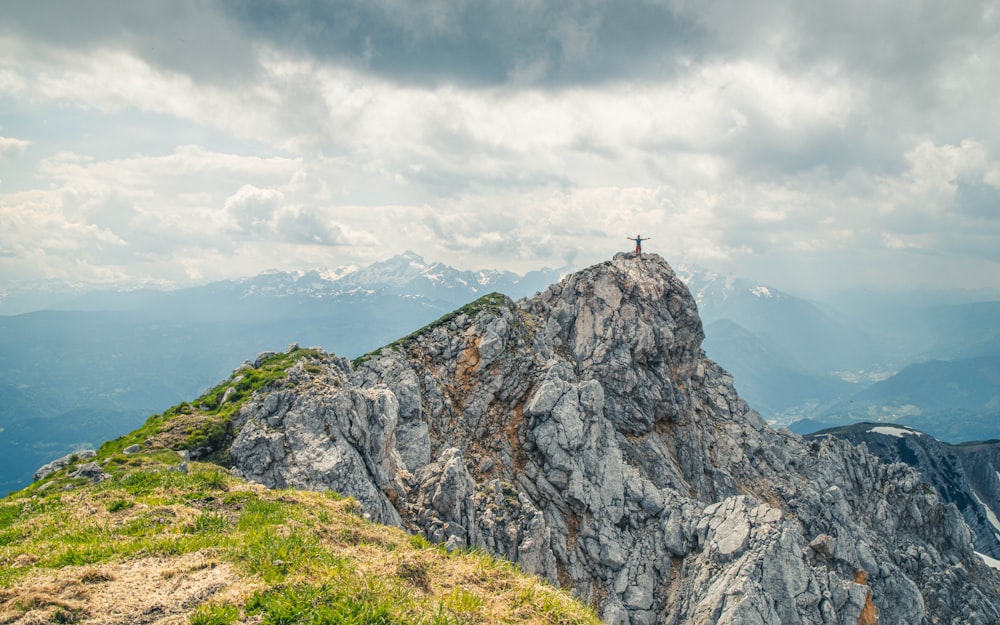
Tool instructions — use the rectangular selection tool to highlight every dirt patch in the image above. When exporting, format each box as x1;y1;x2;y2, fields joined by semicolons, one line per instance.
455;335;483;392
0;551;246;625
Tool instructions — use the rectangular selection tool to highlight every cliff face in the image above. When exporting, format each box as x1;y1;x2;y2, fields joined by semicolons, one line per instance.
814;424;1000;561
225;253;1000;625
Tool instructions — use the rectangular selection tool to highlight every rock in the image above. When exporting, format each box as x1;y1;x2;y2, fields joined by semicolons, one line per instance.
69;462;110;483
816;424;1000;560
33;449;97;481
253;351;277;368
218;253;1000;625
808;533;836;559
123;444;141;455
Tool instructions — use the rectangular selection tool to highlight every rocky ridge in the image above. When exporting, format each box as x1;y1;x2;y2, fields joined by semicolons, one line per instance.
221;253;1000;624
812;423;1000;561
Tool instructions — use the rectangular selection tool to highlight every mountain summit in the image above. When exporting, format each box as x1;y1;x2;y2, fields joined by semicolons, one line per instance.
38;253;1000;623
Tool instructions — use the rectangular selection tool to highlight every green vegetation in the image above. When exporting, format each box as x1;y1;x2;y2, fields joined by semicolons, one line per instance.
0;449;600;625
97;348;327;460
353;292;511;367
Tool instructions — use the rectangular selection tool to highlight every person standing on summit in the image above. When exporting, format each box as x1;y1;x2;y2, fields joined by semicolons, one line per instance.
626;234;649;256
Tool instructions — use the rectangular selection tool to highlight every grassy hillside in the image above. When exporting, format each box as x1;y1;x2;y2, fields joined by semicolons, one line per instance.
0;357;601;625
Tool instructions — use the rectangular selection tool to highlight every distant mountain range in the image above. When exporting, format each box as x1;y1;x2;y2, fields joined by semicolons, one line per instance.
0;252;562;494
676;267;1000;442
2;252;1000;494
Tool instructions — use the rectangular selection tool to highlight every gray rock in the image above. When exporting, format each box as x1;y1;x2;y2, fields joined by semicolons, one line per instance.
69;462;110;483
816;424;1000;560
123;444;141;455
33;449;97;481
218;253;1000;625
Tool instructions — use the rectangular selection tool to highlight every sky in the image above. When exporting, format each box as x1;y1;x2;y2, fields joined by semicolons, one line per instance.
1;0;999;298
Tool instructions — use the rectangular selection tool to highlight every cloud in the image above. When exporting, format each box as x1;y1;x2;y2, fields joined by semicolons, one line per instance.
223;0;707;87
225;184;353;246
0;136;30;158
1;1;999;295
226;184;284;235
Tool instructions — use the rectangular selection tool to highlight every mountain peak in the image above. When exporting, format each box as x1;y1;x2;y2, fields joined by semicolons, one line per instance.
32;254;1000;624
215;253;1000;622
399;250;427;263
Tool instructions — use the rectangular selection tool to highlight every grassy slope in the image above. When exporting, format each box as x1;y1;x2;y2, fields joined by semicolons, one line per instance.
0;347;600;625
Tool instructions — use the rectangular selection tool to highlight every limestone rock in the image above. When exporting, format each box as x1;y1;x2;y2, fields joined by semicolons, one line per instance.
817;423;1000;560
217;253;1000;625
69;461;110;483
33;449;97;481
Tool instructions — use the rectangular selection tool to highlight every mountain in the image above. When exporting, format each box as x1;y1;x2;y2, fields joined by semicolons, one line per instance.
0;251;560;314
676;267;882;426
793;353;1000;442
702;319;855;418
678;266;881;374
810;422;1000;560
682;273;1000;436
0;253;562;495
49;253;999;624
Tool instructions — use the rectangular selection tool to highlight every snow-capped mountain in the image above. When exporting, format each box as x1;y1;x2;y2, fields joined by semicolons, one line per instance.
231;251;560;303
677;264;879;374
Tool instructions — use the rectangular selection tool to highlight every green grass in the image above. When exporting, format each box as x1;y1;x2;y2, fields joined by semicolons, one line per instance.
96;348;329;459
190;602;240;625
0;450;600;625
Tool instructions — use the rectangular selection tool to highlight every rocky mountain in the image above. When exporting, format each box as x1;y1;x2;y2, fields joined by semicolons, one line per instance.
0;254;562;496
125;253;1000;624
810;423;1000;561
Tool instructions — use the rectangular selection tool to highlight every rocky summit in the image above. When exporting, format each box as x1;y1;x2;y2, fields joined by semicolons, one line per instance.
220;253;1000;624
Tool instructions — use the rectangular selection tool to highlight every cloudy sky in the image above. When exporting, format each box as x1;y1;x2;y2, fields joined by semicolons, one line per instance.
1;0;999;297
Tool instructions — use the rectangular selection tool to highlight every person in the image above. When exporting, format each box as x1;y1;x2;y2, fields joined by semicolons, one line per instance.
626;234;649;255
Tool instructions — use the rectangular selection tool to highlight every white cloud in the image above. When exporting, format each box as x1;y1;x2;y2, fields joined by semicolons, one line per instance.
226;184;284;235
0;136;30;158
1;2;999;294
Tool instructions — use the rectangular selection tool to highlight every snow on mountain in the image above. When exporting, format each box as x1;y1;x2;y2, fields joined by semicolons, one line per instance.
675;264;785;311
227;252;560;303
868;425;924;438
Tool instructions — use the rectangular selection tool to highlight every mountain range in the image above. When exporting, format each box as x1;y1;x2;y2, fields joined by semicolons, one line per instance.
3;252;1000;495
8;253;998;624
0;252;561;495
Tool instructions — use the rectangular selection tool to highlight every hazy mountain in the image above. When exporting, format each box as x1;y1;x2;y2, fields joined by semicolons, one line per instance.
0;253;562;494
679;266;881;373
32;253;994;624
702;319;855;419
797;353;1000;442
677;267;888;426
